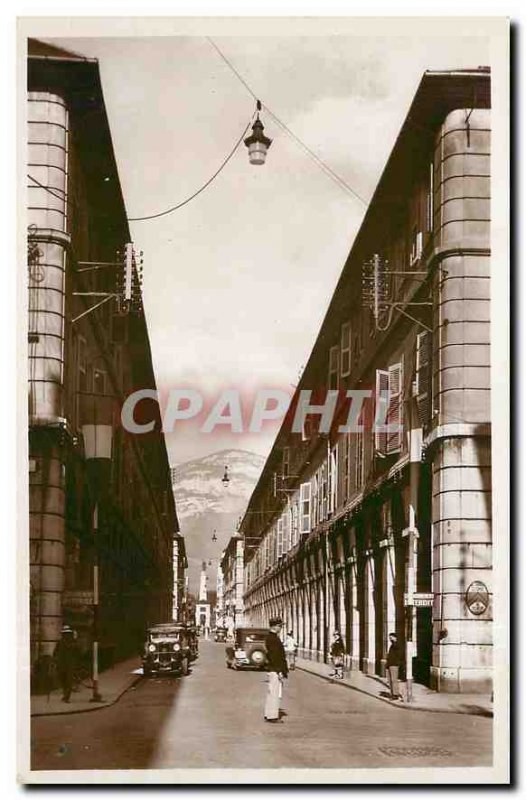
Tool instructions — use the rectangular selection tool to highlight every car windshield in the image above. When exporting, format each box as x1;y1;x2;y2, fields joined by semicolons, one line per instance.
149;628;180;641
236;629;267;644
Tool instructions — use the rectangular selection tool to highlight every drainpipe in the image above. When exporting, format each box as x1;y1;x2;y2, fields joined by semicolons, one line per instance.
404;399;422;703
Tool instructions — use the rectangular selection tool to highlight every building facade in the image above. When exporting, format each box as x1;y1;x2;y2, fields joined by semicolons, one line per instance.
27;40;181;683
172;534;188;622
242;69;491;693
220;536;245;630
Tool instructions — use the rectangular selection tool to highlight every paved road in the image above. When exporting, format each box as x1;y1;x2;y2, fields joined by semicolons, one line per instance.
32;639;492;770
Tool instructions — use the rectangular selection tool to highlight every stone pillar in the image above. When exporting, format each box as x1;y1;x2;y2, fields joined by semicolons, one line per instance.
363;550;376;674
350;560;360;670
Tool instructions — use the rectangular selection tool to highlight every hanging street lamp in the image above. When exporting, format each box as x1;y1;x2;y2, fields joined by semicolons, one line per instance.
244;100;272;166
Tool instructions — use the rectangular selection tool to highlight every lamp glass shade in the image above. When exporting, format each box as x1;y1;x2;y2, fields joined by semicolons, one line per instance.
247;141;268;165
82;424;113;459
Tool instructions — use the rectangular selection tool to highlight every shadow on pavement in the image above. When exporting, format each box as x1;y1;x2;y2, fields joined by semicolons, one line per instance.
31;674;184;770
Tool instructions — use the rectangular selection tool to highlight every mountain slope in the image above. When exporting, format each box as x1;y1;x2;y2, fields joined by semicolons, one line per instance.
171;449;265;594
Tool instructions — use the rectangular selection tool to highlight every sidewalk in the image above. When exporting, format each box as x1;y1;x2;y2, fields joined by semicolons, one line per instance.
31;656;142;717
295;656;493;718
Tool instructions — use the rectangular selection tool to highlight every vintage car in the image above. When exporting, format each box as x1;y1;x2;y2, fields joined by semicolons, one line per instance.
214;627;227;643
142;623;191;677
225;627;269;670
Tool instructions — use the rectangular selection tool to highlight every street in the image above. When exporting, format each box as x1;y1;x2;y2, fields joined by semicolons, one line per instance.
31;639;493;771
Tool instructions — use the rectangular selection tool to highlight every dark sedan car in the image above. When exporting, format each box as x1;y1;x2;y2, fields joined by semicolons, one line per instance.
225;627;269;670
142;623;191;677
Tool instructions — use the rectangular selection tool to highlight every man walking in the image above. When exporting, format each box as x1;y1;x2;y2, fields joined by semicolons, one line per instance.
386;631;403;700
53;625;78;703
264;617;288;723
284;630;297;671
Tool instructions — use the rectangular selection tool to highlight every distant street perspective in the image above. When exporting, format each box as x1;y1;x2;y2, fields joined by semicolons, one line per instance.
32;639;492;771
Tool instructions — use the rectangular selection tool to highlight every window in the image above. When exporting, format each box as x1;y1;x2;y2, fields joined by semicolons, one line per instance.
375;361;404;456
410;227;423;265
374;369;389;454
277;518;284;559
354;431;364;491
291;501;299;547
414;331;431;428
328;444;338;514
340;322;352;378
342;433;350;503
328;345;339;389
300;482;311;534
386;361;404;454
427;161;434;233
282;447;290;479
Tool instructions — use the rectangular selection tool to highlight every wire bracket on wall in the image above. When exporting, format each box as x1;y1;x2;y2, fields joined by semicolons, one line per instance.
70;242;144;324
362;252;433;333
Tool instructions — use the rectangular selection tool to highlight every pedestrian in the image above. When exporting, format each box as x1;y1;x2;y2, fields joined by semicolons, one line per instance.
329;631;345;679
386;631;403;700
284;630;297;671
264;617;288;723
53;625;78;703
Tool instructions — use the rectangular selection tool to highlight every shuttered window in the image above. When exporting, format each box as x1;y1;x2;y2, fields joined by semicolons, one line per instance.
374;369;389;454
340;322;352;378
300;482;311;533
354;431;364;490
386;361;404;454
277;518;284;558
415;331;431;428
328;444;338;514
328;345;339;389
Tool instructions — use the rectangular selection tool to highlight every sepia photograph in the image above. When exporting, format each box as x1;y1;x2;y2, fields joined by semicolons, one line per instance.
16;13;510;784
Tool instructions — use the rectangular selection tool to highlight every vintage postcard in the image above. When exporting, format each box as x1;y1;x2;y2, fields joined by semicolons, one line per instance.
17;14;510;784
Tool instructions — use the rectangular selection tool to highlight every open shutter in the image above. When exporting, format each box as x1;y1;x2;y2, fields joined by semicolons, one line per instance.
355;431;364;491
375;369;389;455
329;444;338;514
340;322;352;377
415;331;431;428
386;361;404;454
300;482;311;533
328;345;339;389
277;518;284;558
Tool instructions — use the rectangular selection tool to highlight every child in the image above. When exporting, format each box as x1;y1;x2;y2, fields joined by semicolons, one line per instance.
329;631;345;679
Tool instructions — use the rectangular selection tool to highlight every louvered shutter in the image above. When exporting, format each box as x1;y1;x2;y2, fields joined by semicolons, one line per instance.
340;322;352;377
328;346;339;389
386;361;404;454
375;369;389;454
277;518;284;558
329;444;338;513
415;331;431;428
300;482;311;533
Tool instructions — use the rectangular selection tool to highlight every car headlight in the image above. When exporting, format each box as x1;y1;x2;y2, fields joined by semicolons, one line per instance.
173;643;181;651
148;643;156;653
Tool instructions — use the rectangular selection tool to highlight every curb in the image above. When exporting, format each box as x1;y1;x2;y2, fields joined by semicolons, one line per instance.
30;673;143;718
296;664;493;718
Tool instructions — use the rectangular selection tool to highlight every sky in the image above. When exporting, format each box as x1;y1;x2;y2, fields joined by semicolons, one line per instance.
42;24;490;466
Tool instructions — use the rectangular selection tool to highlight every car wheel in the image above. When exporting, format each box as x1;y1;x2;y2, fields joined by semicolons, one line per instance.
181;657;189;676
250;649;266;668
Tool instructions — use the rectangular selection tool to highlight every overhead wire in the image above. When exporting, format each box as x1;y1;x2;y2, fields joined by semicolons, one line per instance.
127;114;256;221
206;36;368;206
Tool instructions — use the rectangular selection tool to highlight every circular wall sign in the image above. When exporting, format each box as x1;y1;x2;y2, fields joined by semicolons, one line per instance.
465;581;490;616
